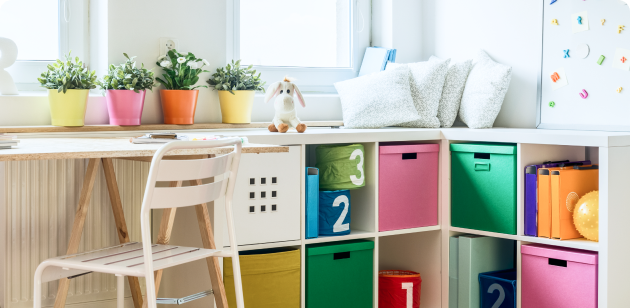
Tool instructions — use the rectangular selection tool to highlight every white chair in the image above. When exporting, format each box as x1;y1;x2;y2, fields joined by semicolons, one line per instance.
34;140;246;308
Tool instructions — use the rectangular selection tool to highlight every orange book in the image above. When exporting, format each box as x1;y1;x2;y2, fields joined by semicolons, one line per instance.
537;168;552;238
550;165;599;240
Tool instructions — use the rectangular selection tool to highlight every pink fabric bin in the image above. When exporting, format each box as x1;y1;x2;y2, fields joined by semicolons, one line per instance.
379;143;439;231
522;244;598;308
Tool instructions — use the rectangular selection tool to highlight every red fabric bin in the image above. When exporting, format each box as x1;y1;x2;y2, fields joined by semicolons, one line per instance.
379;270;422;308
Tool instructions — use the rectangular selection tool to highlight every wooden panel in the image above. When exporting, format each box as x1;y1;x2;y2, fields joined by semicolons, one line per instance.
151;181;225;209
156;154;230;181
0;121;343;133
4;159;149;308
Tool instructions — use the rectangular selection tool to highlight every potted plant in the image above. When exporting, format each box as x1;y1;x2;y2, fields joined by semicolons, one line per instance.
97;53;156;126
37;53;97;126
155;49;209;124
207;59;266;124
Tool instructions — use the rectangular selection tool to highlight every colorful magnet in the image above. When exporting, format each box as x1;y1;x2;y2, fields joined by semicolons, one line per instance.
617;87;623;93
552;19;559;25
550;0;557;4
623;57;628;63
601;19;606;25
597;55;606;65
619;25;625;33
551;72;560;83
564;49;570;58
580;89;589;99
549;101;556;107
578;16;583;25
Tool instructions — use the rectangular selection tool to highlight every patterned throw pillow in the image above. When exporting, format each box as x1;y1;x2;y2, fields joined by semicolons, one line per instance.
335;67;420;129
386;57;450;128
433;57;473;128
459;50;512;129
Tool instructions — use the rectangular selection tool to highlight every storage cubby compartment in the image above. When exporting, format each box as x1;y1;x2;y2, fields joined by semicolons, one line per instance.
379;231;441;308
379;143;439;232
521;244;598;308
451;143;517;235
225;146;301;247
305;143;376;239
306;240;374;308
224;248;300;307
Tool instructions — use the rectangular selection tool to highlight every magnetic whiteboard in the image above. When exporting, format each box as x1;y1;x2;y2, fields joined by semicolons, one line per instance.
540;0;630;131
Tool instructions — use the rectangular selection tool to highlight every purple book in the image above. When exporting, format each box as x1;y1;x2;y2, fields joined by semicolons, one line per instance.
524;160;591;237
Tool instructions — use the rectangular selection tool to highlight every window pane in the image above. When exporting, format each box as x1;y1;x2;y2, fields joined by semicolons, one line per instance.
0;0;59;61
240;0;350;68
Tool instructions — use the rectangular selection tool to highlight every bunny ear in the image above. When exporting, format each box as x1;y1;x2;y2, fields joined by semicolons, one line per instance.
264;82;281;103
293;83;305;108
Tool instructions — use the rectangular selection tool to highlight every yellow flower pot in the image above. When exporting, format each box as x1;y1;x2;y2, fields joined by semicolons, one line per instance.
218;90;255;124
48;89;89;126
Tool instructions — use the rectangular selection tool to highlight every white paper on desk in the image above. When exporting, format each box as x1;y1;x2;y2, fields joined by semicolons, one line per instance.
572;11;589;34
550;67;569;90
612;48;630;70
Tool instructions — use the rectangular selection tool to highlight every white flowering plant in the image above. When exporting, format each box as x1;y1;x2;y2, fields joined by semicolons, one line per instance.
155;49;209;90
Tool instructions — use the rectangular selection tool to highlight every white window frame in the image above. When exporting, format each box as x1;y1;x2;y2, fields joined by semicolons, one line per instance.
227;0;371;93
6;0;89;91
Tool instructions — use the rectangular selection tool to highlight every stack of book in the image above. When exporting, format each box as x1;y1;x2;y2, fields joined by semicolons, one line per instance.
0;134;19;149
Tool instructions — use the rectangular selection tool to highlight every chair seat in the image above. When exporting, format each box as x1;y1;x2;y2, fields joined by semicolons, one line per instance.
39;242;224;282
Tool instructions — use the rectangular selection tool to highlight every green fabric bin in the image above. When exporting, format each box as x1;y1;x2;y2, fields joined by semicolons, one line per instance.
224;248;300;308
306;240;374;308
315;144;366;190
450;143;517;235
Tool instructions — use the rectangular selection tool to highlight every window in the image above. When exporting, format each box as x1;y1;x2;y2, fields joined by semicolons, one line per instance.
1;0;88;90
230;0;371;93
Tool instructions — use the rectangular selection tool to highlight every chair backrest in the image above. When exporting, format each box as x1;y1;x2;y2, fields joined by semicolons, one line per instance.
141;140;242;211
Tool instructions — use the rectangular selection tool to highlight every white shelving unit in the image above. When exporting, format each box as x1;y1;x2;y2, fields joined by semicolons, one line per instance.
5;127;629;308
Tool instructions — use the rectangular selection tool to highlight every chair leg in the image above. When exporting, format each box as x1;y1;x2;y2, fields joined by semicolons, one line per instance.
34;264;46;308
117;275;125;308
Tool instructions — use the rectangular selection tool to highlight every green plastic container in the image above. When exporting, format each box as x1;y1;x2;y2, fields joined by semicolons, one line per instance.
306;240;374;308
450;143;517;235
315;144;366;190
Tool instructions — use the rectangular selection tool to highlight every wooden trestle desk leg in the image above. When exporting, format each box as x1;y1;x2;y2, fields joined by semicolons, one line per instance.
191;179;229;308
54;158;100;308
102;158;144;308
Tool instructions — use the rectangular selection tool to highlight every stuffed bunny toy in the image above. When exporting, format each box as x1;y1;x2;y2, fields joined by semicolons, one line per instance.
264;77;307;133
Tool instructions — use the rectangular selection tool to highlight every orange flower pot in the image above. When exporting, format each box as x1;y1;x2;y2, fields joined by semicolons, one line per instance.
160;89;199;124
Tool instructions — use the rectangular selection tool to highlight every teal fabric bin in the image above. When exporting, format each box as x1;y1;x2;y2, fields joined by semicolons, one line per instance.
450;143;517;235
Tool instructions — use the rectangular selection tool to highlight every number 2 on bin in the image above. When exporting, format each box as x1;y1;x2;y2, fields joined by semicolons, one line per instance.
332;195;349;233
350;149;364;186
488;283;505;308
402;283;413;308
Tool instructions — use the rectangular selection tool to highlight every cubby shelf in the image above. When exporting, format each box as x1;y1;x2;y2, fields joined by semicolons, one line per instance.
449;227;599;252
303;229;375;244
378;225;441;237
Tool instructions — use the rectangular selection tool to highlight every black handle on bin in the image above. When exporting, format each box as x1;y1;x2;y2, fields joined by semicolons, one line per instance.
402;153;417;160
333;252;350;260
548;258;567;267
574;165;599;170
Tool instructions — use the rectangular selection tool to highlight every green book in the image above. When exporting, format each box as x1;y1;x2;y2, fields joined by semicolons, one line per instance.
457;236;514;308
449;236;459;308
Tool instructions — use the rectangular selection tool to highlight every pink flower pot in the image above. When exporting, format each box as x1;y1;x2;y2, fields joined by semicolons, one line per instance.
105;90;146;126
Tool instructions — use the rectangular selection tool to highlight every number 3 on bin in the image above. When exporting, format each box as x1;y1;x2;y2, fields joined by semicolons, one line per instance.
488;283;505;308
350;149;364;186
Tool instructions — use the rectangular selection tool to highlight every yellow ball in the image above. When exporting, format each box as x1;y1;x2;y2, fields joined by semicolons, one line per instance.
573;191;599;242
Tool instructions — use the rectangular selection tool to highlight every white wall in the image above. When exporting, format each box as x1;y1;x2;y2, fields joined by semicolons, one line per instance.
421;0;543;128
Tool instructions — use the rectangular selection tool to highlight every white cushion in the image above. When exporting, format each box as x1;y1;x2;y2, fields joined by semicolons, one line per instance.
386;57;450;128
459;50;512;129
433;56;472;128
335;67;420;129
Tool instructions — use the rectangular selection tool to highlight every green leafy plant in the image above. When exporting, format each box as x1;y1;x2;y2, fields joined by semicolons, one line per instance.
97;53;156;94
155;49;209;90
207;59;266;94
37;52;97;93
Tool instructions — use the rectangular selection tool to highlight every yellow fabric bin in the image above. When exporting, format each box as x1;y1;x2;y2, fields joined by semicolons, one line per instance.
224;248;300;308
